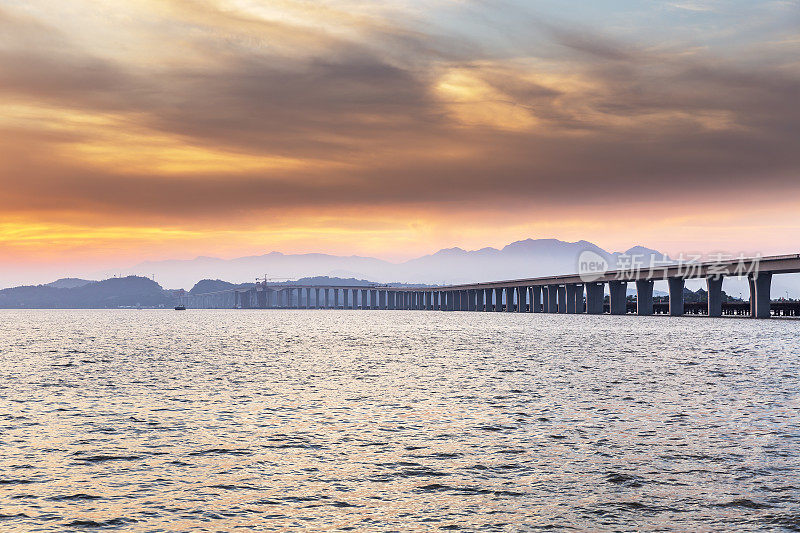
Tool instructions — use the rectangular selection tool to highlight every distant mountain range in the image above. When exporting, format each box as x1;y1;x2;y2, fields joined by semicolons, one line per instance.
2;238;795;304
102;238;668;290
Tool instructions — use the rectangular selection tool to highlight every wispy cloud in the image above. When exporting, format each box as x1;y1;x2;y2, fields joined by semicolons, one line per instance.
0;0;798;266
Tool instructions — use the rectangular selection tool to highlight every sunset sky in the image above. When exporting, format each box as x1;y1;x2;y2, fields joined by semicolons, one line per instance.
1;0;799;285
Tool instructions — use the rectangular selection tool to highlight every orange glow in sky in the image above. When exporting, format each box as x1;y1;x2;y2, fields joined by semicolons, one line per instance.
1;0;798;284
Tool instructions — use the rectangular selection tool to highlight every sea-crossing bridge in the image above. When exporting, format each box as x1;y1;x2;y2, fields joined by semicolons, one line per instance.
180;254;800;318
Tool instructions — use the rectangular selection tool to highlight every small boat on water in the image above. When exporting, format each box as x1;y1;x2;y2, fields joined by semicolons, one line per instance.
174;305;186;310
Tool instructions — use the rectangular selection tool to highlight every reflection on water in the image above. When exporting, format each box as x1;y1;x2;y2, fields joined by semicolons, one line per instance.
0;309;798;531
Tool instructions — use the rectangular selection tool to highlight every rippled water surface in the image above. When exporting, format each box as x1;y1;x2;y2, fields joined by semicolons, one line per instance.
1;310;799;531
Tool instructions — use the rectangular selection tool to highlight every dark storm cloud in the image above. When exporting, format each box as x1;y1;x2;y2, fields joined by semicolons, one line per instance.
0;1;798;220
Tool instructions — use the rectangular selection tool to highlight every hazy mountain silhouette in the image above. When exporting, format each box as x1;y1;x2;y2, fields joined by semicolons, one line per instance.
45;278;94;289
104;238;673;289
0;276;178;308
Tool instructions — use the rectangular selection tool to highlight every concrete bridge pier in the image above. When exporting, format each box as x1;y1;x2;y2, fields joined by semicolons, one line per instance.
707;277;723;317
750;272;772;318
565;284;579;313
379;290;387;310
546;285;558;313
667;277;685;316
530;286;541;313
265;289;274;309
557;285;567;313
505;287;514;312
636;280;654;315
516;287;525;312
585;281;605;315
575;284;585;313
476;289;484;311
609;281;627;315
491;288;500;312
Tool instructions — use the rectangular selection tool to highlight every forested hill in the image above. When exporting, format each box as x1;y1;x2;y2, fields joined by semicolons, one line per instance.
0;276;180;308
